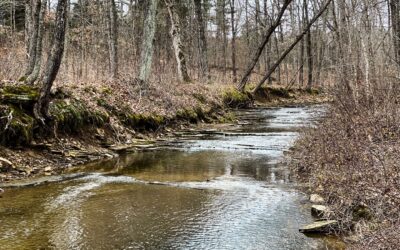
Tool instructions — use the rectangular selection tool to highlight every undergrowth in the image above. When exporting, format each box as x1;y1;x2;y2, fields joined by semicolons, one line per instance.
291;86;400;249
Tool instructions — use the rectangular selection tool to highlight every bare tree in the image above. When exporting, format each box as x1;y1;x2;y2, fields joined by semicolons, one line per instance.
304;0;313;90
22;0;41;80
229;0;237;83
252;0;333;94
194;0;210;83
25;0;47;85
34;0;69;121
165;0;191;83
237;0;293;92
107;0;119;79
138;0;158;87
390;0;400;68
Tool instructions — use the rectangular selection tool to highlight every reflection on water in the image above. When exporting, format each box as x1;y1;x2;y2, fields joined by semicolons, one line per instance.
0;105;344;250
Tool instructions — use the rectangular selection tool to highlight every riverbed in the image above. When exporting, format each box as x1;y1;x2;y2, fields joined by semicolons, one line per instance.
0;106;343;249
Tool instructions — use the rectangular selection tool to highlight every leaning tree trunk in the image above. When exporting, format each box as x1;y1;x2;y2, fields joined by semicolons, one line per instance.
107;0;118;79
22;0;41;80
237;0;293;92
165;0;191;83
194;0;210;83
252;0;333;94
26;0;47;85
34;0;68;122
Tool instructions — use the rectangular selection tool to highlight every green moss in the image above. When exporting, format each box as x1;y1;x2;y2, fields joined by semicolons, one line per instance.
101;87;113;95
176;108;200;123
50;100;109;133
266;87;291;98
192;93;207;104
0;85;39;104
18;76;27;82
0;105;34;146
222;88;252;108
306;88;320;95
51;87;71;99
123;113;165;131
352;205;373;221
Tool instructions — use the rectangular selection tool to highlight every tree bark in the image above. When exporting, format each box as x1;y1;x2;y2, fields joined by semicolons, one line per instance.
252;0;333;94
229;0;237;83
22;0;41;79
194;0;210;83
390;0;400;67
107;0;119;79
304;0;313;89
138;0;158;87
26;0;47;85
24;0;33;55
237;0;293;92
165;0;191;83
34;0;68;122
298;2;304;86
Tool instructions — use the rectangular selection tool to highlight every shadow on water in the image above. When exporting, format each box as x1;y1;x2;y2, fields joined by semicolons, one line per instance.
0;105;345;249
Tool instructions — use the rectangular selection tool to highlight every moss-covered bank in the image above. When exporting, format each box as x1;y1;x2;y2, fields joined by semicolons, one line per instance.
0;84;235;147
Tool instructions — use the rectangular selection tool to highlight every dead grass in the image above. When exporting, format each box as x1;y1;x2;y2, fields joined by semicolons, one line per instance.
291;86;400;248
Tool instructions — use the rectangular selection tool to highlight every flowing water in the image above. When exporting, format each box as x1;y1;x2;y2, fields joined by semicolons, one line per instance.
0;106;344;250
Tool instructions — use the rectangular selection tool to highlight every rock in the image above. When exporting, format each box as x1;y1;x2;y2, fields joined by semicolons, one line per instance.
44;166;52;172
311;205;331;217
110;144;133;152
104;154;114;158
299;220;338;234
310;194;325;203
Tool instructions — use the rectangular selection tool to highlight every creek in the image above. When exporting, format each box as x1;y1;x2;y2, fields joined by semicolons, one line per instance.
0;105;344;249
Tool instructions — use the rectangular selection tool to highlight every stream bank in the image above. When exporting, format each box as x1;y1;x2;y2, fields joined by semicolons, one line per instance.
0;82;329;183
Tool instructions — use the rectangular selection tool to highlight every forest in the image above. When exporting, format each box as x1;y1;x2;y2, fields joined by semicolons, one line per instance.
0;0;399;249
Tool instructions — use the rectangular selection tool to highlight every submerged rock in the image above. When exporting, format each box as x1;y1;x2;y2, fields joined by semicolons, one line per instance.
310;194;325;203
299;220;338;234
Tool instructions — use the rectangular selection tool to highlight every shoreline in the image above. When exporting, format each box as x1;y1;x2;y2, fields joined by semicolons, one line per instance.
0;85;329;185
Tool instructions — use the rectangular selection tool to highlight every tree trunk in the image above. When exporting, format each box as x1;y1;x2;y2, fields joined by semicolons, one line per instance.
25;0;33;56
229;0;237;83
254;0;261;72
222;0;227;78
237;0;293;92
194;0;210;83
298;2;304;86
22;0;41;79
138;0;158;87
252;0;333;94
107;0;119;79
165;0;191;83
390;0;400;67
26;0;47;85
304;0;313;89
34;0;68;122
